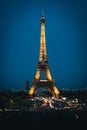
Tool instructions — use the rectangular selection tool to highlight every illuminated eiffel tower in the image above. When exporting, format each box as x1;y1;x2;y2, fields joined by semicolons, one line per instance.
29;11;60;98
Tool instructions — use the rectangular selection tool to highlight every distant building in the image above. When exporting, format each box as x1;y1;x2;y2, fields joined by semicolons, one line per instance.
25;80;29;90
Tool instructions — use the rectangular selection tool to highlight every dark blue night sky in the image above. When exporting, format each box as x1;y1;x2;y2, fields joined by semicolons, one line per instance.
0;0;87;90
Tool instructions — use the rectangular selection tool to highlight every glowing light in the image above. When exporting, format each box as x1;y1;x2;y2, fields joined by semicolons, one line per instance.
46;69;52;80
39;21;47;62
62;97;67;100
35;69;40;80
74;114;79;119
28;13;60;98
53;86;60;95
49;102;54;108
29;86;35;95
40;80;47;82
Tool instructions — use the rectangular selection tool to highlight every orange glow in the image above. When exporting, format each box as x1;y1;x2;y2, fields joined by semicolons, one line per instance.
28;86;35;95
46;69;52;80
39;22;47;62
35;69;40;80
53;85;60;95
28;13;60;98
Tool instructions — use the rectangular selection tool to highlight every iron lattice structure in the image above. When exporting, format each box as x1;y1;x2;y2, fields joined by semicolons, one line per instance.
28;12;60;98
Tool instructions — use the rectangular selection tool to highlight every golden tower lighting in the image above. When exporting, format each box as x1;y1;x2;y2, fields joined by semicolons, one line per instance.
28;11;60;98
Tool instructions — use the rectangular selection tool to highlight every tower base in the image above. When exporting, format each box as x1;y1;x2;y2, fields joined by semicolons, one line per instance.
28;80;60;98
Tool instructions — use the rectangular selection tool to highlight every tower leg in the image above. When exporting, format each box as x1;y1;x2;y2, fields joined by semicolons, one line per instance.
50;85;60;98
45;68;52;81
28;85;36;96
35;68;41;80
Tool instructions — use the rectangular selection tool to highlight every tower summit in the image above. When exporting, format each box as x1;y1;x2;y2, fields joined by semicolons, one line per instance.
28;12;60;98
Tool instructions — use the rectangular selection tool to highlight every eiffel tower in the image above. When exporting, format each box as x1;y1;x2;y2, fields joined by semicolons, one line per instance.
28;11;60;98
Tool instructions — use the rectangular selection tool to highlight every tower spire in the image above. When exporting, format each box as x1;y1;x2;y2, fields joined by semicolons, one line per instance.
42;10;44;17
39;11;47;62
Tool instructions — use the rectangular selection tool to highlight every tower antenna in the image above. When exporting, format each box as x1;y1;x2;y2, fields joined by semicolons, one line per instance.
42;10;44;17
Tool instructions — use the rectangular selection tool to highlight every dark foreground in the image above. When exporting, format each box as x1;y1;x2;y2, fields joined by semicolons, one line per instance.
0;110;87;130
